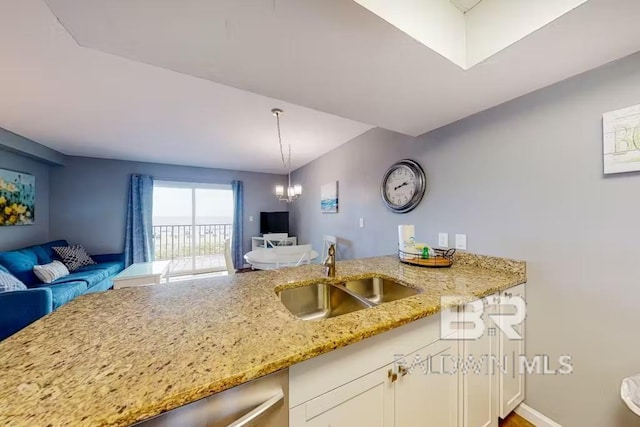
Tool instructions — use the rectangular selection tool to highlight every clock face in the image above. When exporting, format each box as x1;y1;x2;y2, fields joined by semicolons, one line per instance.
384;165;418;206
381;160;426;213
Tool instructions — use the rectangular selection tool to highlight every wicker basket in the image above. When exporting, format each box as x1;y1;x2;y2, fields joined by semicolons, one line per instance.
398;247;456;268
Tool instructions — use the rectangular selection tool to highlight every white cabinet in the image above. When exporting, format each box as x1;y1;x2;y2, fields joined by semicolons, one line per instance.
251;236;297;250
497;283;526;418
395;339;459;427
460;298;498;427
289;283;526;427
291;341;458;427
290;364;394;427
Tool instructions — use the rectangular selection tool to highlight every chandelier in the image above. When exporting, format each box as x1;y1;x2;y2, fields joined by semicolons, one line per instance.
272;108;302;203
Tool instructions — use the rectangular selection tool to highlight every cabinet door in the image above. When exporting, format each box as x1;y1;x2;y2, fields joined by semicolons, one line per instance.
498;284;526;418
290;364;394;427
461;298;498;427
395;339;459;427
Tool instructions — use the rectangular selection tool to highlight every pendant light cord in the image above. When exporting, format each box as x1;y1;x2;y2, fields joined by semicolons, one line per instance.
275;111;293;187
275;112;289;172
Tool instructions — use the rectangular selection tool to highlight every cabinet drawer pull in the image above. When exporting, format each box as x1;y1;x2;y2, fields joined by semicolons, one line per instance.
398;366;408;377
388;369;398;383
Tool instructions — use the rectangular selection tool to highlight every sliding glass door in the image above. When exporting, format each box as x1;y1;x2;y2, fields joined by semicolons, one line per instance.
152;181;233;276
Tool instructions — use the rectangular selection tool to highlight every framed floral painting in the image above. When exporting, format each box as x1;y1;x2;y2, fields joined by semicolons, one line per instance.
0;169;35;226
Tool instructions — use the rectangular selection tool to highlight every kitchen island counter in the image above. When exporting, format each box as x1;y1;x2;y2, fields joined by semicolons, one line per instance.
0;253;525;426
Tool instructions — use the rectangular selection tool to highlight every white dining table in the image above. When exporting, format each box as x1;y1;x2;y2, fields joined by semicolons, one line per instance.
244;248;319;270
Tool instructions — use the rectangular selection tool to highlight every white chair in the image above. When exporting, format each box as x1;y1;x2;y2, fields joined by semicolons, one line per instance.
223;239;235;276
263;233;289;248
323;235;337;261
274;244;313;268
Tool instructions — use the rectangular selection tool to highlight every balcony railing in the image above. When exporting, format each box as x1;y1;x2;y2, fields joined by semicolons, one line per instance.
153;224;233;271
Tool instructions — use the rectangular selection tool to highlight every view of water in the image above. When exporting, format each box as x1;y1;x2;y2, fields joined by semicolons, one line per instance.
153;216;233;226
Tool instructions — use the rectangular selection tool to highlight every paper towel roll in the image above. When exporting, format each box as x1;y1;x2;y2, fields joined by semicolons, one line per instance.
398;225;415;251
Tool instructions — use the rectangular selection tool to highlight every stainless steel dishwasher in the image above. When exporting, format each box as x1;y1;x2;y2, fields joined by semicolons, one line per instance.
136;369;288;427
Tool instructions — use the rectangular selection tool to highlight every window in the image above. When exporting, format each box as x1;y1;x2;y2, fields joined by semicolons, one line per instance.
152;181;233;276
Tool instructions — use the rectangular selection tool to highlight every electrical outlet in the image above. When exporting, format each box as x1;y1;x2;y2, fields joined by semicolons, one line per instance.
249;216;254;222
455;234;467;250
359;218;365;228
438;233;449;248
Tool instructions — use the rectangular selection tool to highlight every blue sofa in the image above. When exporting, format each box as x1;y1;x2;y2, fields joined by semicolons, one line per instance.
0;240;124;340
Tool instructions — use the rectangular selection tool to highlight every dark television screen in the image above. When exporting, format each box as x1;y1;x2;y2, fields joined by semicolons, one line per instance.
260;211;289;234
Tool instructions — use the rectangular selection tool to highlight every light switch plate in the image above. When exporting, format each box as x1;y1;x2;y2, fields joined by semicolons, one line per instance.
438;233;449;248
249;216;254;222
455;234;467;250
359;218;365;228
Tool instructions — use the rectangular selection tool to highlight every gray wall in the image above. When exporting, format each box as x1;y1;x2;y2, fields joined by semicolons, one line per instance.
50;156;287;255
0;127;66;166
0;148;50;250
290;129;417;260
291;53;640;426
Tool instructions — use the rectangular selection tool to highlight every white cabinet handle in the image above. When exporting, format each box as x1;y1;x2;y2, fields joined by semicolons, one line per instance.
226;388;284;427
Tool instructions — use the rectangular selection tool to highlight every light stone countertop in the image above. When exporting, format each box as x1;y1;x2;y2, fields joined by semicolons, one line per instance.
0;254;525;427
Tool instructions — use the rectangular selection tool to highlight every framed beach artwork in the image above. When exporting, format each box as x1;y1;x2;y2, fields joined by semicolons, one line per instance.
321;181;338;214
0;169;35;226
603;104;640;174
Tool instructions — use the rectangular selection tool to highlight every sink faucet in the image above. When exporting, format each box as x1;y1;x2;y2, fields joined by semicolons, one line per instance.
323;243;336;277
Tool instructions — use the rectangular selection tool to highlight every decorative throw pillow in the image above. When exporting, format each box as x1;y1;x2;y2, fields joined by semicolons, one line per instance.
33;260;70;284
0;270;27;292
52;245;96;272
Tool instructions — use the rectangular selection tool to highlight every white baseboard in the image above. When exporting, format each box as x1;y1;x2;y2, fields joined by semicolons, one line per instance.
515;403;562;427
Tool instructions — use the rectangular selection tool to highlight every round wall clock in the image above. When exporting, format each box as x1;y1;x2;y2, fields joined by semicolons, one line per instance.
380;159;426;213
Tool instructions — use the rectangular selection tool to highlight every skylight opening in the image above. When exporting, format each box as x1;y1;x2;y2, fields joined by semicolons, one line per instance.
353;0;590;70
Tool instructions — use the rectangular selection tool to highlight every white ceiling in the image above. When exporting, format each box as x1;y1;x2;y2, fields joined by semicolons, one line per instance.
2;0;640;172
40;0;640;138
450;0;483;13
0;1;372;173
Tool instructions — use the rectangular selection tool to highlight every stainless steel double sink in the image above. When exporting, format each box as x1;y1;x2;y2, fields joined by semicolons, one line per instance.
277;277;421;321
